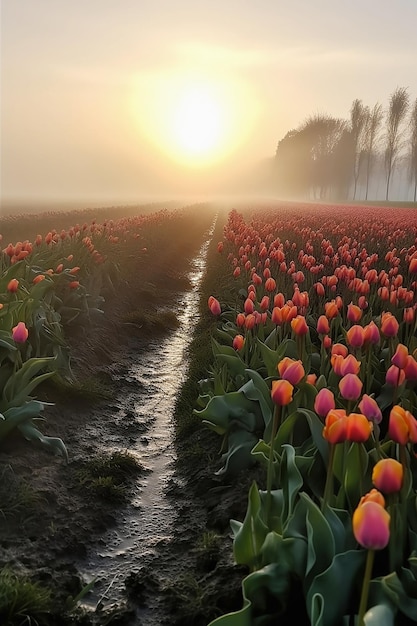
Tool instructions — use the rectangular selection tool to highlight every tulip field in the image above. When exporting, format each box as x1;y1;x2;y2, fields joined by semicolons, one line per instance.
1;201;417;625
199;204;417;625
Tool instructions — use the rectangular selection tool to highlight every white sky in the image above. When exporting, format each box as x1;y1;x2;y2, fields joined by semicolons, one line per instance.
1;0;417;205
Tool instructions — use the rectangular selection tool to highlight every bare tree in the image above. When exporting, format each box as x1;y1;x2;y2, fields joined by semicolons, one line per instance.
350;99;368;200
409;98;417;202
384;87;410;200
363;103;383;201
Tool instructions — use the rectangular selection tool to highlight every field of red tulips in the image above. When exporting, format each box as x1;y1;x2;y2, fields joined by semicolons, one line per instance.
198;203;417;625
1;201;417;626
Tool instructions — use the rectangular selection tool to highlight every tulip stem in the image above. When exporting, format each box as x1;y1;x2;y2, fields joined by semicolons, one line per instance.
322;443;335;511
358;549;374;626
266;404;281;528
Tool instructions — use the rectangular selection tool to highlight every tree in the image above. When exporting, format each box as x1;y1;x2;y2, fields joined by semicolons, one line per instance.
384;87;410;200
409;98;417;202
363;103;383;201
349;99;368;200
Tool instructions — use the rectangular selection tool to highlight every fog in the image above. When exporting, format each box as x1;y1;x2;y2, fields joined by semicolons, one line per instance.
2;0;417;215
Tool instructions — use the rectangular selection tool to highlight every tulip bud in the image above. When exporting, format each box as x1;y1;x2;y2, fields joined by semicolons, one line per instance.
314;388;335;418
391;343;408;369
277;357;305;386
317;315;330;335
346;325;365;348
208;296;221;316
339;373;363;401
352;500;390;550
232;334;245;351
7;278;19;293
291;315;308;335
12;321;29;343
271;379;294;406
372;458;403;494
388;405;417;444
358;394;382;424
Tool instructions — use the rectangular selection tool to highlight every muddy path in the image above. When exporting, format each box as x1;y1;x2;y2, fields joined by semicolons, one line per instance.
75;225;216;623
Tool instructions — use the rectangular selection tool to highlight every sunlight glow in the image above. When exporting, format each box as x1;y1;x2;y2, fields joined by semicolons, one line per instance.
131;70;259;168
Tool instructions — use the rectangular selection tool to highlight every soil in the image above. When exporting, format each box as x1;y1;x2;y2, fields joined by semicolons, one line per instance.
0;210;254;626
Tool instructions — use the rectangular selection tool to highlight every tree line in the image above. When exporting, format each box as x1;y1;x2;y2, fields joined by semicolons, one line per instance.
274;87;417;202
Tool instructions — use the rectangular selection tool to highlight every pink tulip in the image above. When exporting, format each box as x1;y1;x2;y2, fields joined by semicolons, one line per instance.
12;321;29;343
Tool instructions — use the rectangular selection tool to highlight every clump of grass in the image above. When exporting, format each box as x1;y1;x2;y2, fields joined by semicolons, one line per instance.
0;567;52;625
195;531;222;571
123;309;180;332
0;465;43;523
76;451;144;502
164;573;220;625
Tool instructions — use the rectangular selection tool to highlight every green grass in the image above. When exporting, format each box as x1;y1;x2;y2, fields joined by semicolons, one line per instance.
0;465;44;523
75;451;145;502
0;567;52;625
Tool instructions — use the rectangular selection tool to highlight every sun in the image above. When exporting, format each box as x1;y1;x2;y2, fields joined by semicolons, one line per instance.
169;84;225;160
131;71;258;168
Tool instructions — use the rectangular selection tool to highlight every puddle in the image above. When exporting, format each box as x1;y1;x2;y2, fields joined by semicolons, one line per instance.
77;218;216;614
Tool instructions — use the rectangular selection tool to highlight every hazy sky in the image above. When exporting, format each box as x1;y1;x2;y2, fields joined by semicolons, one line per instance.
1;0;417;205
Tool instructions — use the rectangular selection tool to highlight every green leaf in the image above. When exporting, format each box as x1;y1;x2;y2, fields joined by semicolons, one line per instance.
0;400;52;441
17;421;68;463
343;442;369;511
207;564;291;625
195;391;262;435
231;481;268;569
240;369;273;429
301;492;335;588
306;550;366;626
2;356;56;406
215;429;258;476
280;444;303;523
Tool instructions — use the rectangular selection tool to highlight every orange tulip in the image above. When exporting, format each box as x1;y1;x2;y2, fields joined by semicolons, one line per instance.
317;315;330;335
380;312;399;337
346;325;365;348
271;379;294;406
7;278;19;292
277;357;305;385
388;405;417;444
291;315;308;335
232;334;245;351
347;302;363;323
